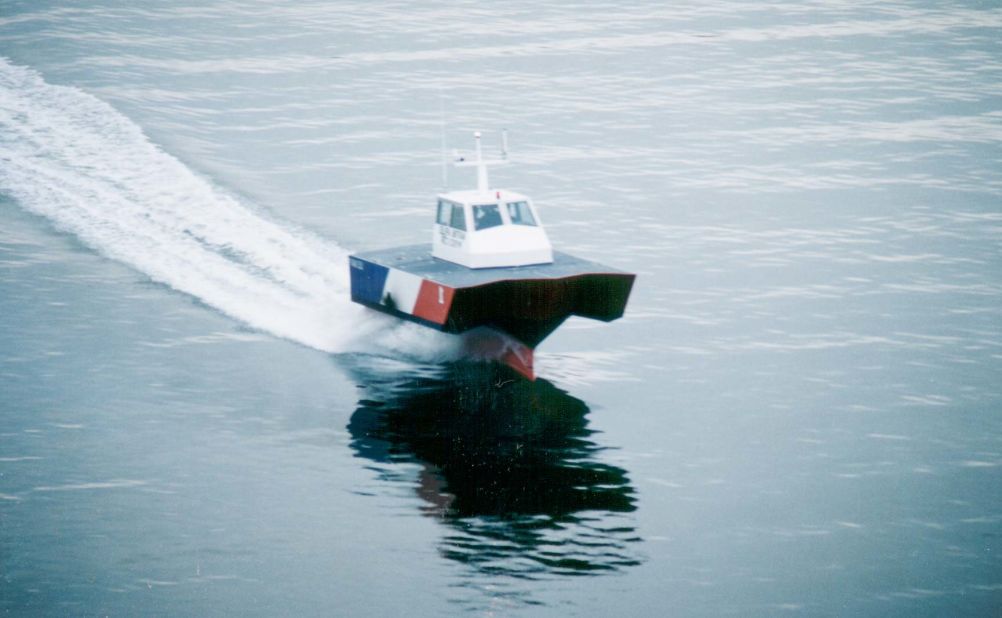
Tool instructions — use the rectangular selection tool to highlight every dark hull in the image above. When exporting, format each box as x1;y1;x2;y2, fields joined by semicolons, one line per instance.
349;244;635;377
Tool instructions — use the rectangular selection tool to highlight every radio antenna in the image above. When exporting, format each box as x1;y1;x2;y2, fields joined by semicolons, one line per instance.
453;130;509;193
439;89;448;190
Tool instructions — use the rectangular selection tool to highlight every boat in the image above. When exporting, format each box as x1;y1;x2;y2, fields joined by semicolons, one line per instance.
348;131;635;379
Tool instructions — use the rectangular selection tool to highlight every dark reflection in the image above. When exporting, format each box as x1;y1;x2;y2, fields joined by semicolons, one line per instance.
347;361;642;579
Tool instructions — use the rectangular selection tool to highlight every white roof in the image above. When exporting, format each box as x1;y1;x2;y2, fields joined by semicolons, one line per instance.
438;188;529;204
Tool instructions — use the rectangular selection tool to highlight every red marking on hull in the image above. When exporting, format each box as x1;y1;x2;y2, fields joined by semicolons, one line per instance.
461;328;536;380
412;281;454;324
502;345;534;380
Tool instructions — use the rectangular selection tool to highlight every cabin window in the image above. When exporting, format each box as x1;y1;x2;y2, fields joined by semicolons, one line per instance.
473;203;503;230
450;203;467;230
436;200;451;226
506;201;536;226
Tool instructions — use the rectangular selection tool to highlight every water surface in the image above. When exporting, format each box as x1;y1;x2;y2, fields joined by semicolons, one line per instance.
2;1;1001;615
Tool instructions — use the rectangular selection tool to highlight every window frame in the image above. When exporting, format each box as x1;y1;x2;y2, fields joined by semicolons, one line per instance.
449;202;467;231
505;201;537;227
436;199;451;226
472;203;504;231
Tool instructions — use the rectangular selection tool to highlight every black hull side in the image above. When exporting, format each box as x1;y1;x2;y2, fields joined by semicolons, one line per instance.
445;273;635;347
349;245;635;377
351;271;634;350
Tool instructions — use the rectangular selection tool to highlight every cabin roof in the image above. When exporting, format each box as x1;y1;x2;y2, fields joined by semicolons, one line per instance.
437;188;529;205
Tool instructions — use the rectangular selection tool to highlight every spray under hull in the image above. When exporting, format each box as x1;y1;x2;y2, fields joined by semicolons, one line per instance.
349;244;635;379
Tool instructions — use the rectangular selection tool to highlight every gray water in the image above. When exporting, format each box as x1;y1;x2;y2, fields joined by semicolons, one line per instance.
2;1;1001;615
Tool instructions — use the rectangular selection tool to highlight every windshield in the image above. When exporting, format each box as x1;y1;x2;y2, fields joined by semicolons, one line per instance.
473;203;503;230
449;203;467;230
506;201;536;226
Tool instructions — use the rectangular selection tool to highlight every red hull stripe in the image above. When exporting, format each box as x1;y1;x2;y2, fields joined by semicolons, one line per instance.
502;345;534;380
413;280;454;324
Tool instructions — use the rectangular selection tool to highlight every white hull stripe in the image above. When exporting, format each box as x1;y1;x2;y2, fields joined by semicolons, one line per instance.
383;268;423;313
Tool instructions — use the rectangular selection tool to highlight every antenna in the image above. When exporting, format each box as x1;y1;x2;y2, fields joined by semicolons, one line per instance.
474;131;487;192
454;130;509;194
439;88;448;189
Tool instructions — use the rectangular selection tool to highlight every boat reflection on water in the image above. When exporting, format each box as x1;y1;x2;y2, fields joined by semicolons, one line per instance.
347;360;642;579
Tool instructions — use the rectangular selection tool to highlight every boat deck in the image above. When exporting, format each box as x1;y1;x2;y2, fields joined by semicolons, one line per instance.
352;244;627;288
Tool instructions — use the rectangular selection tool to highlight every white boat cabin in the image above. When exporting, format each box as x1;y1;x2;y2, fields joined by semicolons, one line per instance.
431;132;553;269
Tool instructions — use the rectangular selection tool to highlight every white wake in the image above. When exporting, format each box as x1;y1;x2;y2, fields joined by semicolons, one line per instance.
0;58;459;361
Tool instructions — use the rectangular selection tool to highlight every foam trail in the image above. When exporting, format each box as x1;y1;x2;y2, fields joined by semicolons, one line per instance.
0;58;459;361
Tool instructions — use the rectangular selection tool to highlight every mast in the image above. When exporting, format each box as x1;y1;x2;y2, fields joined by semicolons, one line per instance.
475;131;488;193
454;130;508;194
